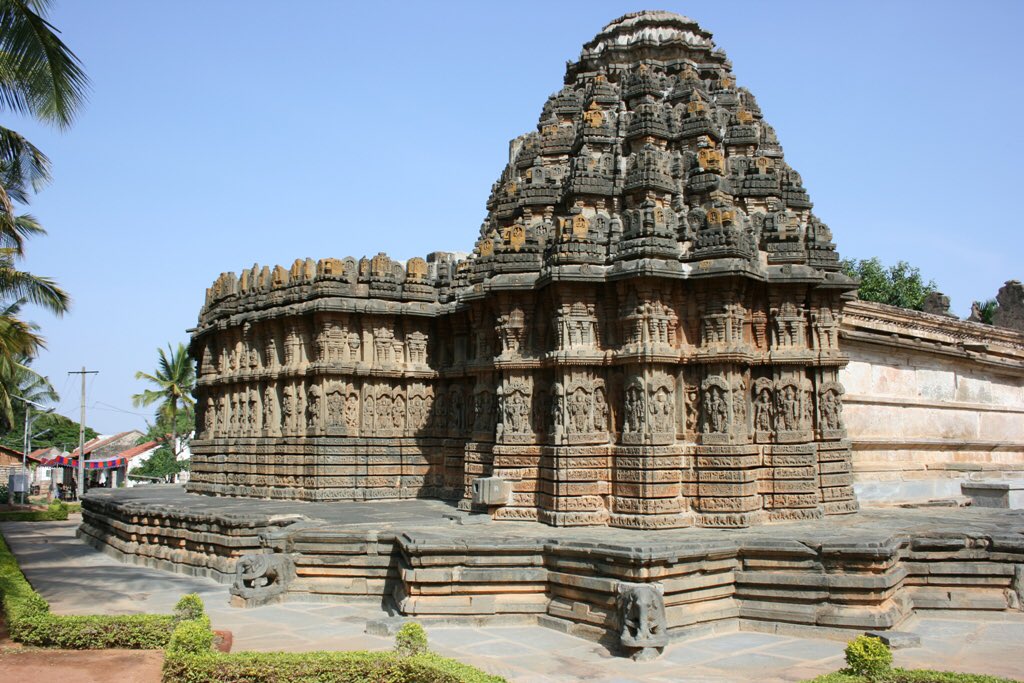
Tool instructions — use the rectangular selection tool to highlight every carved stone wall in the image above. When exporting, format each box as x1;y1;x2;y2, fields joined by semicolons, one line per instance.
188;11;862;528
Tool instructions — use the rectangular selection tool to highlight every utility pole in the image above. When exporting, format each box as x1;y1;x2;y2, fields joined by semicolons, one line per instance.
68;367;98;500
13;395;49;504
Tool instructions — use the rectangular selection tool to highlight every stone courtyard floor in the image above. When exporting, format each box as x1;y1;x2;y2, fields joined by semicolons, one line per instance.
2;517;1023;683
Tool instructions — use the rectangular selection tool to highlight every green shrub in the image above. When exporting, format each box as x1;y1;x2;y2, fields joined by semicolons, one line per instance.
162;650;507;683
167;616;214;654
0;502;69;522
844;635;893;680
394;621;428;656
173;593;206;622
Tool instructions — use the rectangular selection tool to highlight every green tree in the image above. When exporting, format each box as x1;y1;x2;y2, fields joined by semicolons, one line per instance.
840;257;937;311
0;0;85;369
132;444;187;483
0;409;96;451
132;343;195;460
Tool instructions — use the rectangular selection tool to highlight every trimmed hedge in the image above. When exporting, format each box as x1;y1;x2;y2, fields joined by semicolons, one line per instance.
805;672;1020;683
0;530;181;648
163;616;506;683
162;650;507;683
0;500;70;522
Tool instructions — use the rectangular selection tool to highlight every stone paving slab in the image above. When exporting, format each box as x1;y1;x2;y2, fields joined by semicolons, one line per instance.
3;518;1024;682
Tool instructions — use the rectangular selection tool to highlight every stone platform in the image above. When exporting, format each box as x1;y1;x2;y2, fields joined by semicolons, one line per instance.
80;486;1024;657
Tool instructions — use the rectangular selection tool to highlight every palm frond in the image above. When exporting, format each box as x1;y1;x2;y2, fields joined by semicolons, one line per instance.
0;251;69;314
0;125;51;196
0;0;90;128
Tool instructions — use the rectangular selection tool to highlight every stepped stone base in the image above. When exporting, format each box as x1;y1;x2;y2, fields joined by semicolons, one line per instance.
79;486;1024;655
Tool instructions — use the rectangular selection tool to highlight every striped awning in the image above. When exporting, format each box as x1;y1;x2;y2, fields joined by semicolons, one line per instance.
39;455;127;470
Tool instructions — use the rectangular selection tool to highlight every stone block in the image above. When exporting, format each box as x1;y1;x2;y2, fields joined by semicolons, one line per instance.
472;477;512;507
962;481;1024;509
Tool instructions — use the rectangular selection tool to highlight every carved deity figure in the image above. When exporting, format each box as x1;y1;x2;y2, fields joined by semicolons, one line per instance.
731;383;746;431
363;395;375;431
393;394;406;430
218;396;229;436
777;385;800;431
505;391;530;433
569;388;590;433
282;386;297;433
684;387;698;434
263;387;278;436
624;385;645;433
307;385;322;430
344;393;359;430
326;387;344;426
702;385;729;433
377;393;393;429
408;395;423;431
650;387;673;432
248;390;259;434
203;398;216;436
473;392;492;432
264;334;278;370
820;389;843;430
754;387;773;432
593;386;608;432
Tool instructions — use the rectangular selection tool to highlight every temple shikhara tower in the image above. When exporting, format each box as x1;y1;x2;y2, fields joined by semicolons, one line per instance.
189;11;860;528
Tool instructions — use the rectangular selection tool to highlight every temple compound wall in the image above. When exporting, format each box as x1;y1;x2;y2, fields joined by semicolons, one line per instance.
840;300;1024;502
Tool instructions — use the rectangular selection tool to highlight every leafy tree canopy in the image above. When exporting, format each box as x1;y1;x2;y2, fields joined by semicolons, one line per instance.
840;257;937;311
131;444;188;482
0;409;97;452
139;407;194;451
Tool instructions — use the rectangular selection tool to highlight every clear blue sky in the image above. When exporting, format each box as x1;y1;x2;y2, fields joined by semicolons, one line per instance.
12;1;1023;435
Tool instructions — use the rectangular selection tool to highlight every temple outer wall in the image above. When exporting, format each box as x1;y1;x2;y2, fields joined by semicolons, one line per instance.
839;300;1024;503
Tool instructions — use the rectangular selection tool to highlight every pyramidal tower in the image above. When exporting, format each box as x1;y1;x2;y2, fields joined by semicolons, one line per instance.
189;11;859;529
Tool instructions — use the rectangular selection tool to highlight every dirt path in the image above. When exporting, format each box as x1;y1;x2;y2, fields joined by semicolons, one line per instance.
0;612;162;683
0;648;163;683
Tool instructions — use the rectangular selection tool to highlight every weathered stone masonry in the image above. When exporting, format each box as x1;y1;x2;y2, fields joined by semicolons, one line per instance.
188;11;862;528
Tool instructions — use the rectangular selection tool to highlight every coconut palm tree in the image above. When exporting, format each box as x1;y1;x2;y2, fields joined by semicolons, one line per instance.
0;0;88;228
0;0;85;367
0;351;56;430
132;344;196;458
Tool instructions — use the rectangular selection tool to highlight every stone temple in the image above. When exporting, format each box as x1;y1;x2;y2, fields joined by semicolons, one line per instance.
188;11;859;529
80;12;1024;657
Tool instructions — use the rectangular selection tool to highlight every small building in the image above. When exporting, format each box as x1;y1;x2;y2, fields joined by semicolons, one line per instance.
0;444;25;492
43;431;145;490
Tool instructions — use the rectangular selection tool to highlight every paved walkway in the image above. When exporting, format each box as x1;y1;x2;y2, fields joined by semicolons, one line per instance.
2;519;1022;682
